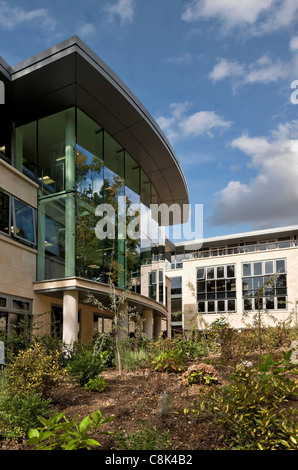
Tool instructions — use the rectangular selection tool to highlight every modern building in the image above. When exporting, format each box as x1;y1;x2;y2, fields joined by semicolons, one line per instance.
0;36;189;345
164;225;298;334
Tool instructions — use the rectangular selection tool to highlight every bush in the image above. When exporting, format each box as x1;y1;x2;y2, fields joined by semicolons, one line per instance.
151;349;186;373
66;349;108;386
115;422;171;450
26;409;116;450
118;346;150;371
84;376;109;392
187;352;298;450
181;363;218;386
6;342;65;396
0;392;51;440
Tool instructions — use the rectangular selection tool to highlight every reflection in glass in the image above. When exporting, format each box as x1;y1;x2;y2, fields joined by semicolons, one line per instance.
13;199;36;244
15;121;37;181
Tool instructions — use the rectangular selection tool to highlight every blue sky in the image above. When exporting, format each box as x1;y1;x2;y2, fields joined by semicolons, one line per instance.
2;0;298;241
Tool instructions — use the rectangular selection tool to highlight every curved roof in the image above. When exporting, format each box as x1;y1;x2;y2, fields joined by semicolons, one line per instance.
7;36;189;219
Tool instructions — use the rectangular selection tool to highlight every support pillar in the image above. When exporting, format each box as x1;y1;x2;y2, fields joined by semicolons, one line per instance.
153;315;162;339
63;290;78;347
143;309;153;339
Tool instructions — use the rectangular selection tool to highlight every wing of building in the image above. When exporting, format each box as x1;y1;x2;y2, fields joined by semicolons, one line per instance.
0;36;189;344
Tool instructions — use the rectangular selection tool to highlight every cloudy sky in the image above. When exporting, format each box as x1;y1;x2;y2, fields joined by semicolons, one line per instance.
2;0;298;240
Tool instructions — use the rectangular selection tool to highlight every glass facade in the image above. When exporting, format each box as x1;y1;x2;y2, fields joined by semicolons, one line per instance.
197;264;236;314
15;107;163;290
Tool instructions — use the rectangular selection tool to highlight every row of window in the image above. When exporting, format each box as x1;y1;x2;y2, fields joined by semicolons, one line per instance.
148;270;164;304
0;189;36;246
196;260;287;313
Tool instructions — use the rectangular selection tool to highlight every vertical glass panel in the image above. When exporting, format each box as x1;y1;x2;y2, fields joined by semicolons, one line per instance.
207;301;215;313
198;301;205;313
38;108;75;196
126;183;140;289
104;132;124;180
197;268;205;279
76;193;105;282
243;263;251;276
37;195;75;280
207;267;214;279
277;297;286;309
276;259;285;273
228;299;236;311
15;121;37;181
13;199;36;245
140;170;150;207
125;152;139;196
265;261;274;274
218;300;225;312
244;298;252;311
0;190;10;235
217;266;224;278
253;262;262;276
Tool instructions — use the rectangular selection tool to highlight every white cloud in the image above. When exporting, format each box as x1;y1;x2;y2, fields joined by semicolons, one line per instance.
105;0;135;26
166;52;193;65
156;102;232;142
0;1;56;31
182;0;298;36
78;23;96;38
290;35;298;51
209;55;292;88
209;121;298;228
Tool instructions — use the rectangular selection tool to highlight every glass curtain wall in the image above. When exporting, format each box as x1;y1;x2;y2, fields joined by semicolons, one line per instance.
15;106;162;290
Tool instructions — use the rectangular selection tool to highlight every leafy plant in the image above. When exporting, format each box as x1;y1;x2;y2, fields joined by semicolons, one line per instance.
66;349;108;386
181;363;218;386
6;342;65;396
0;392;51;440
187;352;298;450
151;349;185;373
26;409;116;450
84;376;109;392
114;422;171;450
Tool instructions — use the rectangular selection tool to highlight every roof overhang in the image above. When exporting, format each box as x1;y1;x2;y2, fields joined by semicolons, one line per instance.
6;36;189;222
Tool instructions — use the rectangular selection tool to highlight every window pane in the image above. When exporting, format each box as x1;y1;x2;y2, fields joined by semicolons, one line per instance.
13;199;36;244
266;297;274;310
198;301;205;313
227;265;235;277
207;267;214;279
0;190;10;235
217;266;224;278
15;121;37;181
218;300;225;312
265;261;274;274
197;281;205;293
197;268;205;279
277;297;286;309
243;263;251;276
244;298;252;311
276;259;285;273
228;299;236;311
38;108;75;195
207;301;215;313
253;262;262;276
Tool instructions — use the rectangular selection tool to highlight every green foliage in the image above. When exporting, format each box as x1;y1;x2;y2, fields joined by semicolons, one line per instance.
66;349;108;386
181;363;218;386
93;332;116;368
115;422;171;450
0;392;51;440
26;409;116;450
6;342;65;396
188;352;298;450
151;349;185;373
84;376;109;392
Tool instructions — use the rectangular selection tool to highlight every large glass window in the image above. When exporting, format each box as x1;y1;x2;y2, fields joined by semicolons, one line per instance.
197;264;236;314
15;121;37;181
13;198;36;245
242;259;287;311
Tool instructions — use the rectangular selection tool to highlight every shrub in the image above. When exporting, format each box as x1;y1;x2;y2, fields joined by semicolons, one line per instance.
66;349;108;386
6;342;65;396
26;409;116;450
181;363;218;386
0;392;51;440
151;349;185;373
118;346;150;371
115;422;171;450
84;376;109;392
187;352;298;450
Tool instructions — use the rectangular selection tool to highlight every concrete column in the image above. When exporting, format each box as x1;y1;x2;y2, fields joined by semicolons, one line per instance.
63;290;78;347
153;315;162;339
143;309;153;339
